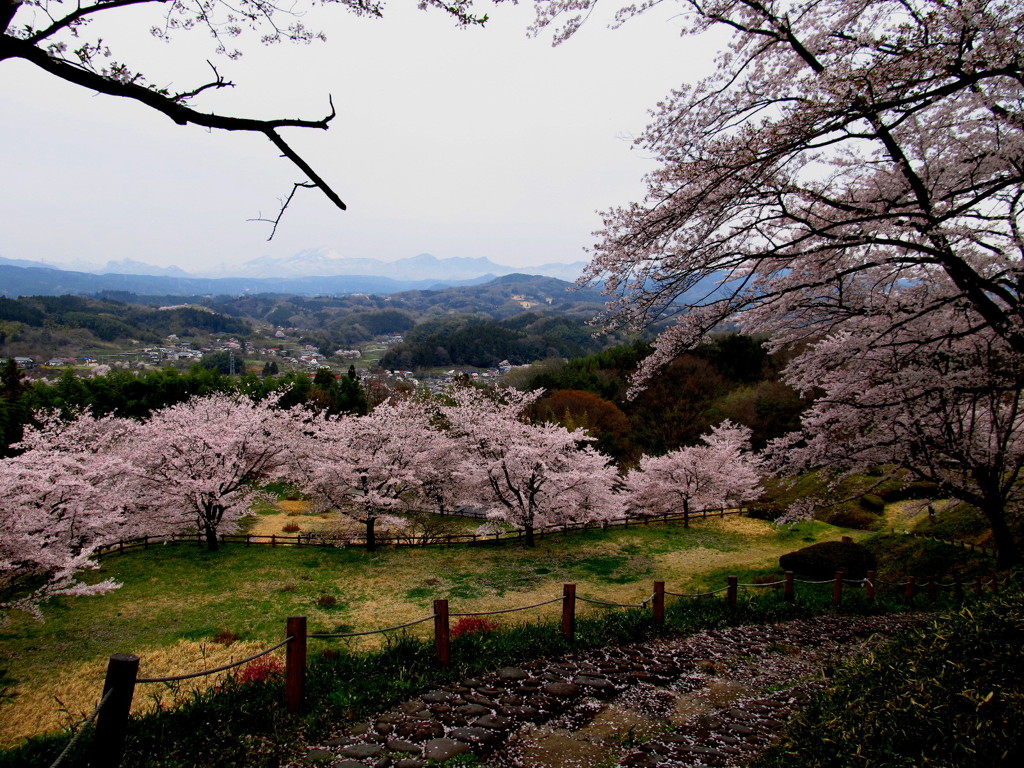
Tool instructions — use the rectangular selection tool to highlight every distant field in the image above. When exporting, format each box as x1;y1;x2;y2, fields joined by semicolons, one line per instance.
0;511;849;747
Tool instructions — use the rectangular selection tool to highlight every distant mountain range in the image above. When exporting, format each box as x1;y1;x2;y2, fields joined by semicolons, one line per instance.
213;250;588;283
0;251;589;298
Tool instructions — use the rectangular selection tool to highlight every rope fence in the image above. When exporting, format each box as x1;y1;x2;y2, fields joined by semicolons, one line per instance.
135;637;293;684
665;588;721;598
449;596;565;618
83;535;1015;768
309;614;438;639
902;530;997;557
576;595;651;609
48;689;113;768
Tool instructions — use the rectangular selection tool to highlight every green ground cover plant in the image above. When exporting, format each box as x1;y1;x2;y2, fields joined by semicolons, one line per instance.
0;581;954;768
753;587;1024;768
0;515;826;745
0;509;1005;768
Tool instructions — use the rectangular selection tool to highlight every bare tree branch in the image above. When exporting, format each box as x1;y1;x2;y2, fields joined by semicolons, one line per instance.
248;181;317;241
1;33;346;233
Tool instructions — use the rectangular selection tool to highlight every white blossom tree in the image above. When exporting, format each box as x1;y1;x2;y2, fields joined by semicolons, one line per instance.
124;393;298;550
768;307;1024;565
295;398;445;551
0;411;134;618
624;420;762;527
533;0;1024;561
440;387;622;546
536;0;1024;377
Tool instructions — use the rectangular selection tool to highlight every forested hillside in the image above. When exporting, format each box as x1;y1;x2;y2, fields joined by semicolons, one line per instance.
380;313;624;369
0;295;251;351
516;336;809;462
0;275;609;359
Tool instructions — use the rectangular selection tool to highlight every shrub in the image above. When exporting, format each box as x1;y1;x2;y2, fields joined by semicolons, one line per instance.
212;629;240;646
754;589;1024;768
860;534;992;581
237;656;284;685
316;594;339;608
859;493;885;512
282;523;301;533
779;540;877;579
450;617;501;639
876;479;940;502
744;504;783;521
822;507;880;530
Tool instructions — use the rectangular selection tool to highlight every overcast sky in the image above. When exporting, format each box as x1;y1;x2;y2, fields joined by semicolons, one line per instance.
0;2;723;274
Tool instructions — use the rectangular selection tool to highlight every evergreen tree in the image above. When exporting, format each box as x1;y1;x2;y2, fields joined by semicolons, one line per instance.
0;359;30;456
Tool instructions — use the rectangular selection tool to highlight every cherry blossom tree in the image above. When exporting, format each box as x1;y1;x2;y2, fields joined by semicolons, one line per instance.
0;411;134;618
124;393;298;551
440;387;622;546
295;397;445;551
531;0;1024;384
534;0;1024;560
624;420;762;527
1;0;488;234
769;307;1024;566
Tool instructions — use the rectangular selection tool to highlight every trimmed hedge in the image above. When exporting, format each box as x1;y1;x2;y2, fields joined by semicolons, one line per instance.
779;540;877;579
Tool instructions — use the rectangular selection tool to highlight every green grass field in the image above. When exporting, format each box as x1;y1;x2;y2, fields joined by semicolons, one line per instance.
0;512;856;746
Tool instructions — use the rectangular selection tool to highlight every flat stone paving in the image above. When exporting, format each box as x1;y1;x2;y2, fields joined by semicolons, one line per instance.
285;613;924;768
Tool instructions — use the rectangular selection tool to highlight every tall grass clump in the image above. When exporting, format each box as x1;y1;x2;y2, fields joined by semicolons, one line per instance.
754;587;1024;768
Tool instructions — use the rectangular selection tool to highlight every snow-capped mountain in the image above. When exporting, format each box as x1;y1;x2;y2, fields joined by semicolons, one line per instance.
2;250;588;283
199;250;587;282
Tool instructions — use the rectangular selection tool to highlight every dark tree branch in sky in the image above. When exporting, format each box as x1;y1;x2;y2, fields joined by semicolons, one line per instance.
0;0;490;236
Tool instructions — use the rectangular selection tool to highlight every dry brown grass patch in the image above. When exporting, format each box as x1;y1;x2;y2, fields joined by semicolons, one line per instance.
0;639;279;748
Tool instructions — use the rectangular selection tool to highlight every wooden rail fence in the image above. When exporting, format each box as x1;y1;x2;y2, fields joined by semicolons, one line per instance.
93;508;742;557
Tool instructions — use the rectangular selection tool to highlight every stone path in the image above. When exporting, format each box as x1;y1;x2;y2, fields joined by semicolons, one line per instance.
286;613;924;768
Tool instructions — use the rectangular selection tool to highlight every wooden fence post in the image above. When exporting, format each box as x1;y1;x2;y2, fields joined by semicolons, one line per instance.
285;617;307;714
989;574;999;594
974;576;983;596
653;581;665;625
726;576;738;608
783;571;794;603
832;571;844;606
905;576;916;605
91;653;139;768
434;599;451;669
865;570;876;601
561;584;576;644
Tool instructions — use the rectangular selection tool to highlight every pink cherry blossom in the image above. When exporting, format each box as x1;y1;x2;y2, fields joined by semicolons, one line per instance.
293;397;450;551
440;387;623;545
122;394;299;551
624;420;762;526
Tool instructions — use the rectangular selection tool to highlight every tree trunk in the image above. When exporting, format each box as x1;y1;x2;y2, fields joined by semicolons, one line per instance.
683;499;690;529
204;522;219;552
981;499;1020;567
525;523;535;547
366;517;376;553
